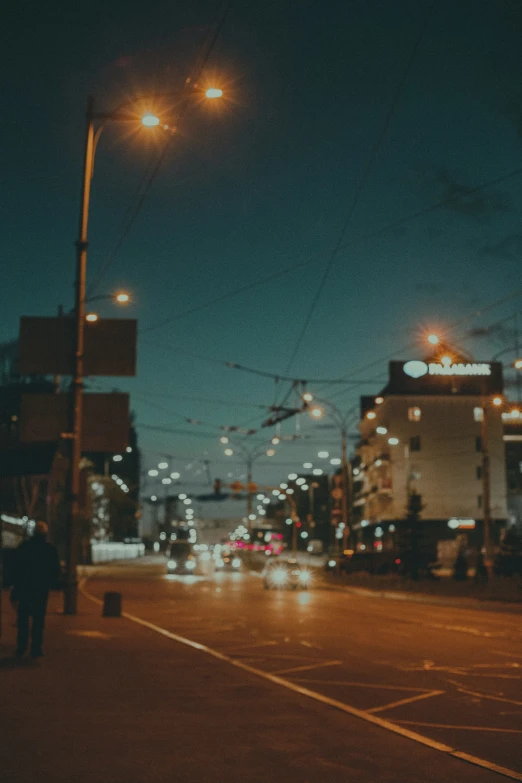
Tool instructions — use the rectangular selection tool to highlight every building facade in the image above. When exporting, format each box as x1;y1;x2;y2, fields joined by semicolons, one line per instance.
353;357;508;555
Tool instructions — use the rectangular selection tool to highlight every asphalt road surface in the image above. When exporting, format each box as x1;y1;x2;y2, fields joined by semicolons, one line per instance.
84;556;522;780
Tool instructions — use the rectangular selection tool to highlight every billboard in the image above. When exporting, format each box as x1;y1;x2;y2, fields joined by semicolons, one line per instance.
19;317;137;376
20;393;129;452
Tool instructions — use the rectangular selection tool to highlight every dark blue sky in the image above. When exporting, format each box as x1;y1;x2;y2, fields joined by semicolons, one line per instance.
3;0;522;507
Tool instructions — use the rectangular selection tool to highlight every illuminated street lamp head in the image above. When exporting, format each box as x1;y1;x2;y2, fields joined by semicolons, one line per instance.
266;449;275;457
271;436;280;445
366;411;376;420
85;313;98;322
493;396;503;407
205;87;223;99
427;333;439;345
220;436;229;444
440;355;452;367
515;359;522;370
115;292;130;304
302;391;314;403
141;113;160;127
224;448;234;456
310;406;323;419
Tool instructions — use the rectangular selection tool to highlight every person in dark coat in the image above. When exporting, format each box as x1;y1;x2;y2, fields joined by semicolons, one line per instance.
11;521;61;658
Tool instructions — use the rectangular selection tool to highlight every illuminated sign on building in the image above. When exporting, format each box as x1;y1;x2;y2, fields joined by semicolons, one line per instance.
403;360;491;379
448;518;476;530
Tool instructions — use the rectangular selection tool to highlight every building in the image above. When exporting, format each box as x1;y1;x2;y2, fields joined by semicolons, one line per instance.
503;412;522;528
353;355;508;558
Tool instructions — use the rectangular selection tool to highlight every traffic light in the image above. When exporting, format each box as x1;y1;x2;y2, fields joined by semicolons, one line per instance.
214;479;222;495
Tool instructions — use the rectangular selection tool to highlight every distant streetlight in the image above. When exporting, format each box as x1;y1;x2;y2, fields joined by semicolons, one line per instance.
427;333;439;345
205;87;223;99
302;391;314;403
141;113;160;127
85;313;98;322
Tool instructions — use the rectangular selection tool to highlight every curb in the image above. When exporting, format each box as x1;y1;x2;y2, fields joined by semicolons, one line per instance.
318;580;522;614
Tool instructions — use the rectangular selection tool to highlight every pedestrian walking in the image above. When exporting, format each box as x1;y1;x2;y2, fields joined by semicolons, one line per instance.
11;522;61;659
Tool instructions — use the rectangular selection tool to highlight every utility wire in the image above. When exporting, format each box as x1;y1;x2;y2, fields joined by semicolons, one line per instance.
283;0;438;374
87;2;229;295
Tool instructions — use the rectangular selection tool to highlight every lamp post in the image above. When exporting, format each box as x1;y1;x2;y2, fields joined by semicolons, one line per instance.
64;88;223;615
306;397;357;555
222;437;275;534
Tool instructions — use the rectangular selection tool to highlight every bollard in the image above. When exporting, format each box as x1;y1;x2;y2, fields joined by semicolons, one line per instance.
102;592;122;617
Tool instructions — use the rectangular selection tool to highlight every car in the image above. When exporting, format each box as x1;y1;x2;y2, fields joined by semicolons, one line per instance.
166;541;197;575
214;551;242;571
263;558;313;590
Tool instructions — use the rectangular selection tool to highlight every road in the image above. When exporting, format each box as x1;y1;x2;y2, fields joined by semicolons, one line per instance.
84;556;522;780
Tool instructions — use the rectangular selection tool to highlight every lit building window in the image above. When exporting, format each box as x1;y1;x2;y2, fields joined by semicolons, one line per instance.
408;407;421;422
473;407;484;422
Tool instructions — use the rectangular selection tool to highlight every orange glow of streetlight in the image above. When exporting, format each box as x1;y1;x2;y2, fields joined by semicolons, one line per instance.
366;411;376;420
375;396;384;404
427;333;439;345
440;355;453;367
302;392;314;403
85;313;98;322
141;113;160;127
515;359;522;370
205;87;223;99
493;396;503;407
310;406;323;419
115;292;130;304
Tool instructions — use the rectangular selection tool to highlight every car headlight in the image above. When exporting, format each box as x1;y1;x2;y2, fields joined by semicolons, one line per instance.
185;560;196;570
232;558;241;568
328;559;336;568
271;567;288;584
167;560;177;569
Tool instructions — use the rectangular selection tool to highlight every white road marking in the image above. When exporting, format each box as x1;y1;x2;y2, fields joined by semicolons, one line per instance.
66;630;112;639
425;622;507;638
292;678;437;692
367;690;444;714
273;660;342;675
447;679;522;707
80;580;522;782
492;651;522;660
396;721;522;734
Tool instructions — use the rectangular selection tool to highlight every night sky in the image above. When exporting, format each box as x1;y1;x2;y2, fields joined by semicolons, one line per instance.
3;0;522;516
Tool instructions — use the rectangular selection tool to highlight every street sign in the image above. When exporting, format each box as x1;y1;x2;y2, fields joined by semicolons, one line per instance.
20;393;129;452
19;317;137;376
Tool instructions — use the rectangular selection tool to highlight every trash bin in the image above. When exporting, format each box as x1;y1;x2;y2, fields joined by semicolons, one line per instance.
103;592;122;617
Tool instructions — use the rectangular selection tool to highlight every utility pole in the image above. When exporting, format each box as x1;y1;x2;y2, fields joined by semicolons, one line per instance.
341;427;352;552
481;392;492;575
64;97;95;615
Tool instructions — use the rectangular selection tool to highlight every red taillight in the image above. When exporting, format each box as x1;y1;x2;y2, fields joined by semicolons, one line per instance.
395;558;401;564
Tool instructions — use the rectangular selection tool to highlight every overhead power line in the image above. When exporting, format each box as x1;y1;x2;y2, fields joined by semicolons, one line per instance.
283;0;438;374
88;2;230;295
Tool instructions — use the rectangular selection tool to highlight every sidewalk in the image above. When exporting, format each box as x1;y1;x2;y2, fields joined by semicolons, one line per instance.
0;584;507;783
320;574;522;614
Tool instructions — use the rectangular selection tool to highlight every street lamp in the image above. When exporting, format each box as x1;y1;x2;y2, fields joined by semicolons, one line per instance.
64;87;223;615
308;397;358;556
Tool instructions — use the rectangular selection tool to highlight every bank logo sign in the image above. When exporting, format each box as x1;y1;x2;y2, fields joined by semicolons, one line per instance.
403;360;491;378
